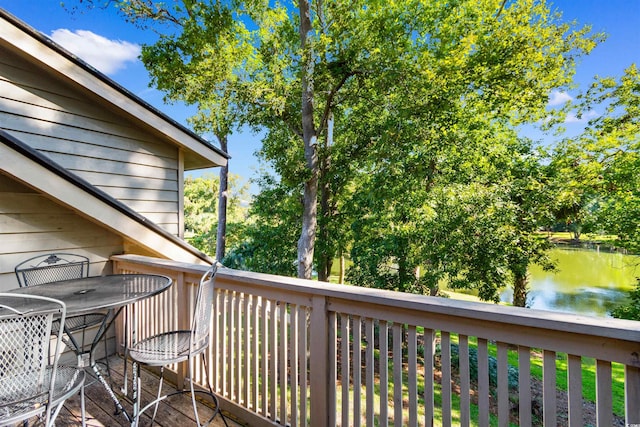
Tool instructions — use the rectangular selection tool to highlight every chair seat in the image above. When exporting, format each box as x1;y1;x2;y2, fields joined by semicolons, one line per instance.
0;365;85;425
53;365;86;400
129;330;204;366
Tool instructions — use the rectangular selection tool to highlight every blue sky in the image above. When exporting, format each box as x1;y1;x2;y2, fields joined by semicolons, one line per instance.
1;1;638;193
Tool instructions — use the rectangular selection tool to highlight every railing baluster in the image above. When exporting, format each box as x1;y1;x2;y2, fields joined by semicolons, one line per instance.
328;311;337;427
441;331;452;427
380;320;389;427
222;290;229;399
518;346;532;427
341;314;350;427
279;302;287;425
365;318;374;426
353;315;362;427
625;364;640;424
269;301;277;421
252;295;259;412
236;292;243;403
497;341;509;426
230;291;237;402
596;359;613;427
477;338;490;427
543;350;557;427
291;303;299;427
260;298;268;417
300;306;308;426
243;294;250;408
408;325;417;427
424;328;435;427
392;323;403;425
567;354;582;427
459;334;470;427
212;289;220;393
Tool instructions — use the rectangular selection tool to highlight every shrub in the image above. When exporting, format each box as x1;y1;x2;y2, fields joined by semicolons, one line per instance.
610;278;640;321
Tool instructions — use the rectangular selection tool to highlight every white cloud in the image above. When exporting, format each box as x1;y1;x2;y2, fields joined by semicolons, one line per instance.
565;109;599;123
548;90;573;106
50;29;141;75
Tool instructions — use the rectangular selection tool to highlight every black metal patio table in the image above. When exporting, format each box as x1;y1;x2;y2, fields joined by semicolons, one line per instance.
9;273;173;423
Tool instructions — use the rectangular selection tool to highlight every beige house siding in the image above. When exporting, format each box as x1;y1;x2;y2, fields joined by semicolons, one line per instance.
0;42;181;236
0;173;124;290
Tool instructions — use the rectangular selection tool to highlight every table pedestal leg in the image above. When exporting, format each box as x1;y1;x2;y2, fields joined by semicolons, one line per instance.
87;307;134;423
92;362;133;422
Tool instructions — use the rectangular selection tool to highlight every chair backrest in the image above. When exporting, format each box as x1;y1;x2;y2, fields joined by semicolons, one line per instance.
0;293;66;425
15;253;90;287
190;264;218;355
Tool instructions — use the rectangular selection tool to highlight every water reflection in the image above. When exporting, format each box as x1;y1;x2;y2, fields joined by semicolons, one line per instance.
500;248;639;317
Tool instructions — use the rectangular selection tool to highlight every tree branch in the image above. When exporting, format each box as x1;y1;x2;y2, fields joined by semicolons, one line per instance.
318;71;358;137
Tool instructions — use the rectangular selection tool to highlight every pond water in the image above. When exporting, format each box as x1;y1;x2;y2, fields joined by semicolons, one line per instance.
500;247;639;317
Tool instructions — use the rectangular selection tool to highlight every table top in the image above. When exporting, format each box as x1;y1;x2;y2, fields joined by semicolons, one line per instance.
7;274;172;315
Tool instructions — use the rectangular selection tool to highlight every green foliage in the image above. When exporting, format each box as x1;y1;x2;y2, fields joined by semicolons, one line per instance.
610;278;640;321
184;174;218;236
550;65;640;252
448;343;519;392
223;177;300;276
183;173;248;256
330;0;594;301
345;128;556;303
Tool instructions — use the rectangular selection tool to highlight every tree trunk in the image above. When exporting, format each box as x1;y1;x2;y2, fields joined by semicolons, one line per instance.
512;271;529;307
297;0;319;279
397;252;411;293
215;133;229;261
318;112;333;282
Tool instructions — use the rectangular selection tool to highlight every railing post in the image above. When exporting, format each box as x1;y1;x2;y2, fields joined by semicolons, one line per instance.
175;272;188;389
309;295;329;426
111;260;124;354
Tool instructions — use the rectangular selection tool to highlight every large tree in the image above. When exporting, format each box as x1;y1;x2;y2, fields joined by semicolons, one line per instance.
100;0;373;278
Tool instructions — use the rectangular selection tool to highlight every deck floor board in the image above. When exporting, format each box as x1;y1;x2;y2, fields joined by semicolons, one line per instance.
48;356;243;427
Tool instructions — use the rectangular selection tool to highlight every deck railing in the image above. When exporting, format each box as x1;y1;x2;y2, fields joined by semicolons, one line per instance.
111;254;640;427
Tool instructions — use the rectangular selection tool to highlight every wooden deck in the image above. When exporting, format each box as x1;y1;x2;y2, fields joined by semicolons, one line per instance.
53;356;245;427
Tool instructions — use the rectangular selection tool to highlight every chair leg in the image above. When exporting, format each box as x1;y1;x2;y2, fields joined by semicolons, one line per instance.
132;363;166;427
149;367;165;426
80;383;86;427
199;353;229;427
48;387;83;427
188;357;203;427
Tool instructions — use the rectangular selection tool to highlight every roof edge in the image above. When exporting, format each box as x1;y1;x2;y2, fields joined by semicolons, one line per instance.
0;129;214;264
